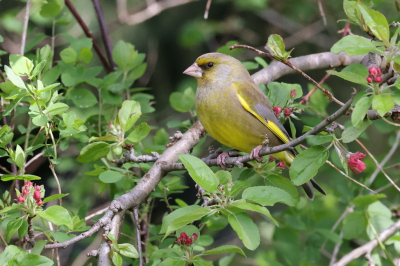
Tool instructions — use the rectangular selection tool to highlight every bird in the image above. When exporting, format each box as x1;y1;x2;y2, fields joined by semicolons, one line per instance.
183;52;325;199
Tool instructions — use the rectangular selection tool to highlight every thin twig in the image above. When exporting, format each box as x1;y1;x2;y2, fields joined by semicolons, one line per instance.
64;0;112;73
20;0;31;55
49;164;62;206
300;72;332;104
85;207;109;221
369;129;400;184
134;208;143;266
0;231;8;247
92;0;116;70
230;44;345;106
382;117;400;127
24;152;43;170
0;69;6;81
317;0;327;26
204;0;212;19
356;139;400;192
329;230;343;265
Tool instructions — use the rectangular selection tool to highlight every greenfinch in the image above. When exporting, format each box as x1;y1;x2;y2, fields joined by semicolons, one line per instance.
183;53;325;199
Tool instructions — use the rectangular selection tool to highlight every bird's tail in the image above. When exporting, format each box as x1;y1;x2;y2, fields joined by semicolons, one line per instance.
272;150;326;200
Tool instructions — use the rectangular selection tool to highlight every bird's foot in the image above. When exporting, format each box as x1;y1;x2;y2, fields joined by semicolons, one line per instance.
250;145;263;163
217;152;229;170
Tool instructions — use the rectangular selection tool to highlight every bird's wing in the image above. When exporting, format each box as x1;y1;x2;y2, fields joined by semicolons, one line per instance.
232;81;291;144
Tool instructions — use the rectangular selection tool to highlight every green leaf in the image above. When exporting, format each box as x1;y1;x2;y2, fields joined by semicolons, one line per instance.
31;240;47;255
42;193;69;204
0;80;18;94
118;100;142;131
202;245;246;257
60;47;78;64
327;64;368;85
164;207;213;238
159;258;186;266
267;82;290;107
305;135;334;146
127;122;150;142
228;212;260;250
267;34;292;60
40;0;61;17
44;103;69;116
154;128;169;145
230;200;278;226
344;0;363;26
38;205;73;229
0;245;25;265
193;258;214;266
178;154;219;193
254;56;268;68
8;252;54;266
76;142;110;163
160;205;200;234
80;48;93;64
342;211;367;240
372;95;394;117
353;194;386;208
290;146;329;186
117;243;139;258
169;87;195;112
14;145;25;170
10;54;33;76
242;186;296;207
150;248;183;260
215;170;232;185
6;218;23;242
358;3;389;44
37;83;60;93
25;33;47;53
111;251;123;266
331;35;377;56
352;95;373;129
342;118;371;143
112;41;139;71
176;225;200;239
333;142;349;175
18;219;28;239
29;60;47;80
315;229;342;244
4;66;27;90
242;61;259;70
70;88;98;108
230;181;251;197
99;170;125;183
264;174;299;202
1;174;41;182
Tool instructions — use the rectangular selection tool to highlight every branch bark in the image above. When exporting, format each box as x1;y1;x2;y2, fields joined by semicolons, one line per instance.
334;219;400;266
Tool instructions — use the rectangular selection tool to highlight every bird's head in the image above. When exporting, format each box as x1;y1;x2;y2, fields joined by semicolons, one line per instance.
183;53;249;87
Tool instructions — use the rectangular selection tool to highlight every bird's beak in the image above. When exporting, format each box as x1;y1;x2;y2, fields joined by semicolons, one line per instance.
183;63;202;78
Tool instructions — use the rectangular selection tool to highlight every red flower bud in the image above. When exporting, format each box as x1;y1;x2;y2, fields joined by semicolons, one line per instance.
348;156;366;174
284;108;291;117
180;232;188;240
290;89;296;99
35;185;41;191
17;196;25;203
369;67;378;77
25;181;32;187
374;77;382;83
276;162;286;168
22;188;29;196
33;191;41;200
354;151;366;160
36;200;43;206
185;238;193;245
367;77;373;83
273;106;282;116
377;67;382;76
268;156;276;162
192;233;198;241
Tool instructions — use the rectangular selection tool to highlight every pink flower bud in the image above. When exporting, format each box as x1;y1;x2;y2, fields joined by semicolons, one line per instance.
276;162;286;168
36;200;43;206
367;77;373;83
348;155;366;174
35;185;41;191
273;106;282;116
185;238;192;245
290;89;296;99
192;233;198;241
25;181;32;187
284;108;291;117
369;67;378;77
377;67;382;76
374;77;382;83
33;191;41;200
354;151;366;160
22;188;29;196
17;196;25;203
180;232;188;240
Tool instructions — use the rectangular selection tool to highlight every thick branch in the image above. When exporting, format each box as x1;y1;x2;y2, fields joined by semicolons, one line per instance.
334;219;400;266
250;52;364;85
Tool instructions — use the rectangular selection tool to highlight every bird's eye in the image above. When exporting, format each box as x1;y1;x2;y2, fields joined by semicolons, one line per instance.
207;62;214;68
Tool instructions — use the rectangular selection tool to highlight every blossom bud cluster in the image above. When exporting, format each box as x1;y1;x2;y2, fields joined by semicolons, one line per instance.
366;67;382;83
16;181;43;206
348;151;366;174
176;232;198;246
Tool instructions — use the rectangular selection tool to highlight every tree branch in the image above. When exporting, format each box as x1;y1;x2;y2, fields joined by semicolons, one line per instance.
20;0;31;56
334;219;400;266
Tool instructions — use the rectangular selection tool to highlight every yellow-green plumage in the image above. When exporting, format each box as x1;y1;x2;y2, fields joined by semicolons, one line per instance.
184;52;325;199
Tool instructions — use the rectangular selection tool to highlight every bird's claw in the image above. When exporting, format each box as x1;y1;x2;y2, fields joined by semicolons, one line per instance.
250;145;263;163
217;152;229;170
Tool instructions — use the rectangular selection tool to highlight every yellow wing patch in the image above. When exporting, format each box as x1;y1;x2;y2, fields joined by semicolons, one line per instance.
236;92;290;144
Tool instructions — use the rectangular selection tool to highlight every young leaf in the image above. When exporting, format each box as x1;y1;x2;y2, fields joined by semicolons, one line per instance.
351;95;373;129
327;64;368;85
118;100;142;131
178;154;219;193
353;194;386;208
160;205;200;234
18;219;28;239
29;60;47;80
4;66;27;90
169;87;195;112
264;174;300;202
228;212;260;250
69;88;98;108
305;135;334;146
80;48;93;64
9;54;33;76
60;47;78;64
38;206;73;229
372;95;394;117
230;200;278;226
117;243;139;258
358;3;390;44
6;218;23;242
267;34;292;60
1;174;41;182
76;142;110;163
201;245;246;257
31;240;47;255
342;211;367;240
242;186;296;207
127;122;150;142
333;142;349;175
111;251;123;266
341;118;371;143
289;146;329;186
331;35;377;56
44;103;69;116
99;170;125;183
43;193;69;204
